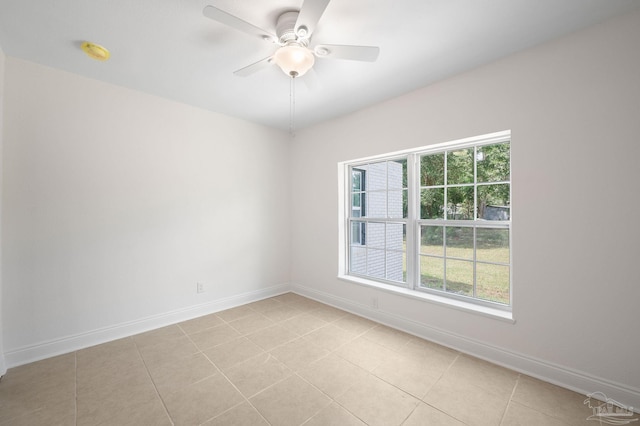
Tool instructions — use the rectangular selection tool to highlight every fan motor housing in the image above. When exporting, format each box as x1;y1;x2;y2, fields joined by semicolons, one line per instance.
276;11;308;45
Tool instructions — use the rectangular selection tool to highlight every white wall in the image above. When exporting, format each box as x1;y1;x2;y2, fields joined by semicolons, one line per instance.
1;58;291;365
291;10;640;407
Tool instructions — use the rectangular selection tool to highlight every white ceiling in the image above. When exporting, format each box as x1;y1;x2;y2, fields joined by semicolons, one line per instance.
0;0;638;131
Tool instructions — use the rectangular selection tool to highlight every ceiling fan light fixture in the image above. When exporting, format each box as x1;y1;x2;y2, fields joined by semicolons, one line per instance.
273;44;315;77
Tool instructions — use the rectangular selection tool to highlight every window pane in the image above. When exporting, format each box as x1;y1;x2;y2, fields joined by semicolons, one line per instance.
445;259;473;297
447;186;474;220
388;190;404;218
351;193;361;209
421;153;444;186
420;225;443;256
351;169;363;191
477;184;510;220
350;221;365;245
367;249;385;278
476;228;509;263
445;226;474;260
367;162;387;191
386;251;406;282
421;188;444;219
388;159;407;190
476;263;510;304
386;223;405;251
420;256;443;290
350;246;366;274
403;189;408;218
477;142;510;183
367;191;386;218
447;149;474;184
367;222;385;249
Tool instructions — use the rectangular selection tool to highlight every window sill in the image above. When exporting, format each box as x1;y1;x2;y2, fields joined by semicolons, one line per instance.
337;274;515;323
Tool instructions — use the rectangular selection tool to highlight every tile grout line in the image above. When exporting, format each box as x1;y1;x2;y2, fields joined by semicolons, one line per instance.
132;337;176;425
74;350;78;426
498;373;522;426
198;345;273;425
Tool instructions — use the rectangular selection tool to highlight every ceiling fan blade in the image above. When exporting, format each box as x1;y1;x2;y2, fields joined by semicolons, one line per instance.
295;0;331;38
233;56;274;77
314;44;380;62
203;5;276;41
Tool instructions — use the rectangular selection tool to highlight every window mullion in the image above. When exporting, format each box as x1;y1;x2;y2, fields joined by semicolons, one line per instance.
406;153;418;290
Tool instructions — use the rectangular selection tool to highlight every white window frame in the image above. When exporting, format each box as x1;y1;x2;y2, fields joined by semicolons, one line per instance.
338;130;513;321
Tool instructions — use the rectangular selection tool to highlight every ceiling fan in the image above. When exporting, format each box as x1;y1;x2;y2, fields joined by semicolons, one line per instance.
203;0;380;79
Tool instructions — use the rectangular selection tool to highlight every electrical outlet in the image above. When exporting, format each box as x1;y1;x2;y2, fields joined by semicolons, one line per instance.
197;282;205;293
372;296;379;309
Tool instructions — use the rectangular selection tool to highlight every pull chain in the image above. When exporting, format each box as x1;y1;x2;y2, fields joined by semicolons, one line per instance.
289;75;296;136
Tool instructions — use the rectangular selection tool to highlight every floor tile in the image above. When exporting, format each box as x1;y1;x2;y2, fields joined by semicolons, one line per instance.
373;350;444;399
445;354;518;397
77;337;139;372
250;375;331;426
133;325;186;349
501;401;572;426
216;304;257;322
0;354;76;423
512;375;601;426
303;402;367;426
245;297;285;313
298;353;369;399
286;297;326;311
332;314;378;335
76;357;149;398
137;334;199;370
162;374;244;425
77;371;160;425
0;397;75;426
305;323;358;351
203;401;269;426
203;336;264;370
334;336;397;372
178;313;223;335
423;372;511;426
398;337;459;370
271;293;310;305
280;313;328;336
361;324;413;351
269;337;330;371
228;312;275;335
308;305;349;322
2;293;613;426
188;323;242;351
246;324;298;351
261;304;304;322
147;352;218;397
336;374;420;426
224;352;293;397
82;398;171;426
402;402;465;426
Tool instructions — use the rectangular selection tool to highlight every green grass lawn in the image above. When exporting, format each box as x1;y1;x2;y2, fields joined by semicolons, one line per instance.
420;246;510;305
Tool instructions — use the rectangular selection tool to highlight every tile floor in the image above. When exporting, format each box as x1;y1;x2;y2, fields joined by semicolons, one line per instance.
0;293;634;425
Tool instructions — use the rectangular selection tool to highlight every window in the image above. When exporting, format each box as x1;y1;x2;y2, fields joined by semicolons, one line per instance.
348;159;408;283
340;131;511;314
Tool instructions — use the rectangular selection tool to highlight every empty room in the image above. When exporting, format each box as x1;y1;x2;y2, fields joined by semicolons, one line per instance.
0;0;639;425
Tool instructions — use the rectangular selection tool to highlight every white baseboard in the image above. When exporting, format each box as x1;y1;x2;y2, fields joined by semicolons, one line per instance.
4;283;290;369
291;283;640;412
